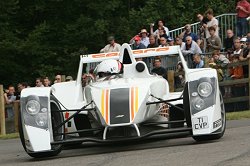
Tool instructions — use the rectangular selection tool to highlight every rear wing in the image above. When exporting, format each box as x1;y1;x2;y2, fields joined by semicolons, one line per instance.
76;43;188;87
80;44;181;64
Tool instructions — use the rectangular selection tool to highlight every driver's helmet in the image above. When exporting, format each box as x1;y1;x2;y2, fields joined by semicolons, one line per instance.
95;59;122;78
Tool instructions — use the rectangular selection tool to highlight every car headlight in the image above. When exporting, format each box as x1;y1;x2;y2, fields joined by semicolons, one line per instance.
26;100;40;115
193;98;205;110
35;113;48;127
197;82;212;97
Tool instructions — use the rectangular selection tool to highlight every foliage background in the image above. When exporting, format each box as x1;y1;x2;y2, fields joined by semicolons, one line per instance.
0;0;236;87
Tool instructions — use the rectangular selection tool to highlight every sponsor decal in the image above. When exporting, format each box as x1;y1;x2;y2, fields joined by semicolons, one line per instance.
193;116;209;130
213;118;222;129
89;47;170;59
115;115;125;118
92;52;118;58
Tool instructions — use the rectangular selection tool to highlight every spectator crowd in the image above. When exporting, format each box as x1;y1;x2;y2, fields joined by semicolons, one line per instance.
99;5;250;111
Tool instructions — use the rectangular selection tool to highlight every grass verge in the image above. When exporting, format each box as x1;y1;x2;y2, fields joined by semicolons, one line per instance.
226;110;250;120
0;133;19;139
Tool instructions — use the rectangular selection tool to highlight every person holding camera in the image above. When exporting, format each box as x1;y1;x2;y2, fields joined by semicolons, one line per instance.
150;19;169;37
4;85;16;119
178;24;200;45
203;9;219;40
240;38;250;78
197;13;209;39
206;26;222;53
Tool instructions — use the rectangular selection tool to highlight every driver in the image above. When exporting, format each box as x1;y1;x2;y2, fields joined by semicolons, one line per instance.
95;59;123;80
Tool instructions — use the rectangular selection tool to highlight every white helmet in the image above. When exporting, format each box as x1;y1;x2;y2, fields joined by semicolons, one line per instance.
95;59;122;78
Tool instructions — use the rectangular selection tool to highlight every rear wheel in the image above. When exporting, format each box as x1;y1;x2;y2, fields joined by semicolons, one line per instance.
19;96;64;158
192;94;226;141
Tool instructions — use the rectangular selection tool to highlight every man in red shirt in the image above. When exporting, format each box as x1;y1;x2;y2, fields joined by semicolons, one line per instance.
236;0;250;37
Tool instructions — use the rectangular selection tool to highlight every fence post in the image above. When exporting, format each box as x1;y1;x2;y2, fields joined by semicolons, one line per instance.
167;70;175;92
0;85;6;135
13;101;20;132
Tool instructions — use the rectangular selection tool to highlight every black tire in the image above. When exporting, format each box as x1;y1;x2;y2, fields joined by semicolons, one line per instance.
19;96;64;158
18;113;27;151
183;83;192;127
192;94;226;141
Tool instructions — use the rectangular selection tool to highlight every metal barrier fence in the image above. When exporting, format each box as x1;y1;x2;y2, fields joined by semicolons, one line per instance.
169;13;237;47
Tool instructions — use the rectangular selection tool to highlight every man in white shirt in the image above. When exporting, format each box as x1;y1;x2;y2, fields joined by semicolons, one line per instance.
181;36;202;55
100;36;121;53
204;9;219;39
181;36;202;68
233;38;242;55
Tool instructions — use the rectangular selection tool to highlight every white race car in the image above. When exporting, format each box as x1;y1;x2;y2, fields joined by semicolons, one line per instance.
19;43;225;158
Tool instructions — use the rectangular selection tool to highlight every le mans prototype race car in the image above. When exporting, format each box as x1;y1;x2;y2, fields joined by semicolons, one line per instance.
19;43;225;158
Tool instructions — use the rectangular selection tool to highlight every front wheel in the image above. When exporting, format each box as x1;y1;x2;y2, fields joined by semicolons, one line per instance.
19;96;64;158
192;94;226;141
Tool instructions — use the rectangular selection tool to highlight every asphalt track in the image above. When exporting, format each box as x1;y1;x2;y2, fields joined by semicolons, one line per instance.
0;119;250;166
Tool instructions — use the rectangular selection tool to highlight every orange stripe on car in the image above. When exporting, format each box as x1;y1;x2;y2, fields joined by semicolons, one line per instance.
131;87;135;121
135;87;139;112
105;89;110;124
101;89;105;117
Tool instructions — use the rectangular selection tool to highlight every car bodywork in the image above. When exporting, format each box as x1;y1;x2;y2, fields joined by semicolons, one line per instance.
19;43;225;158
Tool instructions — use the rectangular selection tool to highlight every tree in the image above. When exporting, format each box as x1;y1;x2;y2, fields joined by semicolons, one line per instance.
0;0;236;87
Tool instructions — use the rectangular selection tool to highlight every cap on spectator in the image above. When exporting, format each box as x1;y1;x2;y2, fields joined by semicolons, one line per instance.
167;37;174;42
65;76;73;81
134;35;141;41
107;36;115;41
240;37;247;42
140;29;148;34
